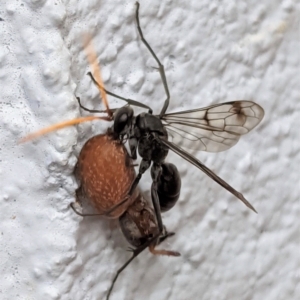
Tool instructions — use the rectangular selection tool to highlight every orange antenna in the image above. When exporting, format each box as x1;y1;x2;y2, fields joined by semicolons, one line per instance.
83;35;112;118
20;36;113;144
19;115;110;143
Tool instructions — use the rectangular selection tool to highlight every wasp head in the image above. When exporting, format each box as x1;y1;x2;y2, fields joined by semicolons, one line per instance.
113;106;134;136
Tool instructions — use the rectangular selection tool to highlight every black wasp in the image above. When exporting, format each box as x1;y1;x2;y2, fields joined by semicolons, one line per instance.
77;2;264;228
74;2;264;297
22;2;264;299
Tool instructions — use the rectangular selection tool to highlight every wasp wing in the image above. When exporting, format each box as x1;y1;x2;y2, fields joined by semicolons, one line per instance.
160;138;257;212
160;101;264;152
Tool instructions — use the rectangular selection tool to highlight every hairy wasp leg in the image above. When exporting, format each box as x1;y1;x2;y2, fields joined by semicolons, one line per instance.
87;72;152;113
135;2;170;116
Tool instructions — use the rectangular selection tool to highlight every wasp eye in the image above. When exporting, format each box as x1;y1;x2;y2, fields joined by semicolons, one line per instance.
114;107;133;134
119;113;128;123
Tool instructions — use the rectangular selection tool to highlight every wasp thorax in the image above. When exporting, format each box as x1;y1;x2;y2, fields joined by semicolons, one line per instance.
136;113;166;136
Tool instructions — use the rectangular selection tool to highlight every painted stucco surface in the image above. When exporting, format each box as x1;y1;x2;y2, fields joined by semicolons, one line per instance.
0;1;299;300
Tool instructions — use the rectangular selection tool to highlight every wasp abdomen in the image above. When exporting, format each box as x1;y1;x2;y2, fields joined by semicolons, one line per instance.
157;163;181;212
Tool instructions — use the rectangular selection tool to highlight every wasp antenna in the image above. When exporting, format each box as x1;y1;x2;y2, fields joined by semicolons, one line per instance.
19;115;109;143
83;35;112;118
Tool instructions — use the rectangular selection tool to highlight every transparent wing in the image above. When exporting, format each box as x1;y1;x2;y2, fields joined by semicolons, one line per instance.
160;101;264;152
160;139;257;213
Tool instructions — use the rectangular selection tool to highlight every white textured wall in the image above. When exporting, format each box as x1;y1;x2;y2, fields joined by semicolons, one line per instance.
1;0;299;300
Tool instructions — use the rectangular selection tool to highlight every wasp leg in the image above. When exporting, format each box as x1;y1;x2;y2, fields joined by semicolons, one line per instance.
130;163;139;167
106;165;170;299
157;228;176;245
149;163;180;254
76;96;110;114
70;202;104;217
135;2;170;116
149;162;180;254
106;227;179;300
106;253;137;300
70;188;132;218
126;159;151;199
105;233;165;299
87;72;152;113
150;163;164;233
70;189;104;217
70;197;133;217
149;229;180;256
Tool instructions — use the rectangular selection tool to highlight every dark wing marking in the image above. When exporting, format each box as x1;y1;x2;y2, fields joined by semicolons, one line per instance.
160;138;257;213
160;101;264;152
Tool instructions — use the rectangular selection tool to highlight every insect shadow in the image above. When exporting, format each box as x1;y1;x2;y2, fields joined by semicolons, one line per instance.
21;2;264;300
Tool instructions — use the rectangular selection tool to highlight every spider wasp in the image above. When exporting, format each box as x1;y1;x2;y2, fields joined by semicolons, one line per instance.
21;2;264;299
